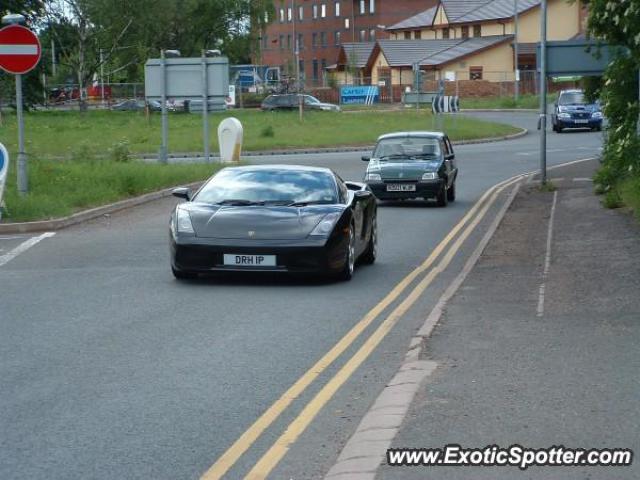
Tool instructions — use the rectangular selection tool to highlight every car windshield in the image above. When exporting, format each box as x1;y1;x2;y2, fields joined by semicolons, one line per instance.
373;137;442;160
559;92;586;105
194;169;339;205
304;95;321;104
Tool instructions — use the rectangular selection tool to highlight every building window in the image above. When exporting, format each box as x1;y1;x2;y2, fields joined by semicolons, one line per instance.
404;31;411;39
359;0;365;14
297;33;303;50
321;3;326;17
345;17;350;29
287;34;292;49
313;4;318;19
442;28;450;39
279;34;284;49
470;66;483;80
461;26;469;39
312;32;317;48
299;5;304;20
279;8;284;22
299;60;305;78
287;7;292;21
335;1;340;16
369;28;376;40
313;59;319;80
414;30;421;39
473;24;482;37
320;31;327;46
369;0;375;13
321;59;327;72
359;29;366;42
335;31;341;45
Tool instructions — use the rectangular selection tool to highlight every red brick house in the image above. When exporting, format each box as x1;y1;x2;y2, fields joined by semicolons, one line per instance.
259;0;437;86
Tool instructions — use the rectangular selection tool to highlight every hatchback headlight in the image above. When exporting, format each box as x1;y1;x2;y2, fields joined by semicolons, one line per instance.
176;208;195;234
310;212;341;237
558;113;571;119
592;111;603;119
422;172;437;180
366;173;382;181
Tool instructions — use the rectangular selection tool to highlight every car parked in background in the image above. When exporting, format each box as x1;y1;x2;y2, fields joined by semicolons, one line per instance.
552;89;603;133
261;94;340;112
362;132;458;207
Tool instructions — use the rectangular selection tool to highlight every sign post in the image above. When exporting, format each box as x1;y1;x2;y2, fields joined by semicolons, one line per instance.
539;0;547;186
0;19;42;196
0;143;8;220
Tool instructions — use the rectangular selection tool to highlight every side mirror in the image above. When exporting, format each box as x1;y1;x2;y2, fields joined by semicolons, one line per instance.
354;190;373;199
361;156;371;162
172;187;191;201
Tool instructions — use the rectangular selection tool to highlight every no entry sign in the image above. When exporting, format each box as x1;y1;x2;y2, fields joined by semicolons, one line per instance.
0;24;41;74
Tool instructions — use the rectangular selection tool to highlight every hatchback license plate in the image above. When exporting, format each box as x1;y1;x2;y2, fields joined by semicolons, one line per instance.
574;119;589;124
223;254;276;267
387;184;416;192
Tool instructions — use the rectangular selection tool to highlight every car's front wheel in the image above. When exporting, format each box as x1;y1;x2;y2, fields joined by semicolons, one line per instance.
436;183;449;207
360;216;377;265
447;181;456;202
337;225;356;281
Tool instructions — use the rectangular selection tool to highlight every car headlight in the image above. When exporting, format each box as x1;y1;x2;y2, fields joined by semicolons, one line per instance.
422;172;437;180
366;173;382;181
176;208;195;234
310;212;341;237
592;111;603;119
558;113;571;119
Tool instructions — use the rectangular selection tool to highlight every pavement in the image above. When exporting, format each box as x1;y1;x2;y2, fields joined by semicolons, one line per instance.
0;112;613;480
370;159;640;479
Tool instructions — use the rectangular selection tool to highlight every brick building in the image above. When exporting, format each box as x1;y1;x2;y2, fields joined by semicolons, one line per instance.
258;0;436;86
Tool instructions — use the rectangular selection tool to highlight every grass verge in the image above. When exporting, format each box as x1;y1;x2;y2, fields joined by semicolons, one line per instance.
0;109;519;159
462;95;539;110
1;157;220;222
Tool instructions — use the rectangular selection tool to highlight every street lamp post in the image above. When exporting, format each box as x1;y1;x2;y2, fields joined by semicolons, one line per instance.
539;0;548;185
514;0;519;103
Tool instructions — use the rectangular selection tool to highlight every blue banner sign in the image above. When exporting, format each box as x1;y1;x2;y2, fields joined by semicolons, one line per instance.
340;86;379;105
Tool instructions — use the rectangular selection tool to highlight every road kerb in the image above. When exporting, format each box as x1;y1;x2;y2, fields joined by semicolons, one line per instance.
323;179;523;479
0;181;203;234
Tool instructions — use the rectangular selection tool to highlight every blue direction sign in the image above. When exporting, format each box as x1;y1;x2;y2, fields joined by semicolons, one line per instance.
0;142;8;209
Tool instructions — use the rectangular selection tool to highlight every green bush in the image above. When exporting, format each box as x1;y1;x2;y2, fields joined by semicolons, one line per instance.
110;140;131;162
260;125;275;137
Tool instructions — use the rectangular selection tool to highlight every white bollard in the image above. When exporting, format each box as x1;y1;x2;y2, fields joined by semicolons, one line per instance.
218;117;243;163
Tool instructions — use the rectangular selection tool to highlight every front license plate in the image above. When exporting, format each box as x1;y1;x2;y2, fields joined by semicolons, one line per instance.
386;184;416;192
574;119;589;124
223;254;276;267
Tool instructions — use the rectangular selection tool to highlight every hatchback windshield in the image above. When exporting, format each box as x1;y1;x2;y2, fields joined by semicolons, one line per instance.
373;137;442;160
558;92;585;105
304;95;321;104
194;169;339;205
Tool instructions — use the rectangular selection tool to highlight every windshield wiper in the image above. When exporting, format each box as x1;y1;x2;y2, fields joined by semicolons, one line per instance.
378;154;406;161
216;199;264;206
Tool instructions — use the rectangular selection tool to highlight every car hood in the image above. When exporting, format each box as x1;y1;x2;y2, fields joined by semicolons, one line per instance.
370;160;442;180
184;203;340;240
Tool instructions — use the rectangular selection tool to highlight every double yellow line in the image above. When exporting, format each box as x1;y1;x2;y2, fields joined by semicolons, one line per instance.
202;175;524;480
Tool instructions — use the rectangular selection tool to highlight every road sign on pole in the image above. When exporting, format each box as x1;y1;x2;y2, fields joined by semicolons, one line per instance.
539;0;547;186
0;24;41;74
0;21;42;196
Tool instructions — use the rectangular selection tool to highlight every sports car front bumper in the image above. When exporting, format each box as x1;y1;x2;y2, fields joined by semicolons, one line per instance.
170;234;349;275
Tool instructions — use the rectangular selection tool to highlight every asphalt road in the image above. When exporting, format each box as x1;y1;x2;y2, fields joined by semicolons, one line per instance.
0;112;604;480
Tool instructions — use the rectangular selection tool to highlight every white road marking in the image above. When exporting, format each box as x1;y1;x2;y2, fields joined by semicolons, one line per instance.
573;177;593;182
0;232;55;268
0;45;39;55
0;235;30;240
537;191;558;317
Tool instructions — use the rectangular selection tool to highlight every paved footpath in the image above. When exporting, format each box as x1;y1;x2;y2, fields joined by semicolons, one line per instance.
369;159;640;479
